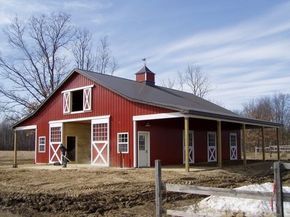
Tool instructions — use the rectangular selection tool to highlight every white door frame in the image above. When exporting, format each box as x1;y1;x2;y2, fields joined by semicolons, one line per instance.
207;131;217;162
137;131;150;167
183;130;195;163
49;122;63;164
91;117;110;166
229;133;238;160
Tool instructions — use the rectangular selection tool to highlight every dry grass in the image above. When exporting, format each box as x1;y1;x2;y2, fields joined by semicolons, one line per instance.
0;151;34;166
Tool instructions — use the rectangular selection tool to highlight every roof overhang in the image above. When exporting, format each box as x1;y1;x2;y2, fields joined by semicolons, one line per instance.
133;112;281;128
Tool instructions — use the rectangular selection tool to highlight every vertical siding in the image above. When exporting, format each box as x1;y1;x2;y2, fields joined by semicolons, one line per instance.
18;72;241;166
19;72;171;165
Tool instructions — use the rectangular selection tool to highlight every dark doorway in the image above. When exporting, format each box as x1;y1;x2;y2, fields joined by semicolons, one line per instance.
67;136;76;161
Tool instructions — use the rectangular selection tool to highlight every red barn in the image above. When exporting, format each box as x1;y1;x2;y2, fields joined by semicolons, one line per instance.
13;66;281;168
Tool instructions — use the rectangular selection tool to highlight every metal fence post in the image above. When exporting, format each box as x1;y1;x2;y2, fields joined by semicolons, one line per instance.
274;161;284;217
155;160;162;217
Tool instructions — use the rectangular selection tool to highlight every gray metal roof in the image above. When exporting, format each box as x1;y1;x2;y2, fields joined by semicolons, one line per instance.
77;69;281;127
13;68;281;128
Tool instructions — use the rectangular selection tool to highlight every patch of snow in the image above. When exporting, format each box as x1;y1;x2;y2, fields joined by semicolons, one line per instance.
186;183;290;217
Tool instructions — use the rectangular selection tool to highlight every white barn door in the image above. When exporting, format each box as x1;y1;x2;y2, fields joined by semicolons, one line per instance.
207;132;217;162
91;117;110;166
49;123;63;164
230;133;238;160
183;130;194;163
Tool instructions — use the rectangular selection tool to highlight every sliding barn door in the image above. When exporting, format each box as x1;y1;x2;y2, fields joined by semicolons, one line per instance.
91;117;110;166
49;123;63;164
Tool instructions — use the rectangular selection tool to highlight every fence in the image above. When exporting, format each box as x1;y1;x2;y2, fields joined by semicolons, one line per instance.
155;160;290;217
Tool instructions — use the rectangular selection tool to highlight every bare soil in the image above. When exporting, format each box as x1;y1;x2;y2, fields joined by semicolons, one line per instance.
0;151;288;217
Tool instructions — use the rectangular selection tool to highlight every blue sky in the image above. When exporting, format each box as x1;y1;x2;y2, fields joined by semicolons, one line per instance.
0;0;290;111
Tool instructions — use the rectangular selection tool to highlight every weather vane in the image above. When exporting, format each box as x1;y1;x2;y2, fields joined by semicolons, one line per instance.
142;58;147;66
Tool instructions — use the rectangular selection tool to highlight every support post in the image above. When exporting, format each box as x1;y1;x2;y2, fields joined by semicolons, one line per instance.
13;130;17;168
242;124;247;169
274;161;284;217
217;120;222;168
155;160;162;217
277;128;281;161
262;127;265;161
184;117;189;172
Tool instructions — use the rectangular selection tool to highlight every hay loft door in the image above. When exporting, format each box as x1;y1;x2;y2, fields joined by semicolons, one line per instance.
49;123;63;164
91;117;110;166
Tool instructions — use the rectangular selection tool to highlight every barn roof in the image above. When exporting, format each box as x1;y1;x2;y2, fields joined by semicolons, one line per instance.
14;68;281;128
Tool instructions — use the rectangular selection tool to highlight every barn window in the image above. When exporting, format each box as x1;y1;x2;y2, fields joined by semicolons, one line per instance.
50;127;62;143
38;136;46;153
62;85;92;114
93;123;108;142
117;132;129;153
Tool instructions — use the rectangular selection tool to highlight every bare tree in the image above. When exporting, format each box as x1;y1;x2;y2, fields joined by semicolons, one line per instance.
72;29;95;71
177;71;185;91
72;33;118;74
95;36;118;75
0;13;74;116
161;78;175;89
183;65;209;98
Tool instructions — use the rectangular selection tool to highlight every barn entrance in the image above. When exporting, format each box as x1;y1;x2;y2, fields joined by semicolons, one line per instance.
67;136;76;161
62;121;91;163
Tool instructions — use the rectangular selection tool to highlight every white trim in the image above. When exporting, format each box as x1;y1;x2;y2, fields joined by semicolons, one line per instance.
117;132;129;154
38;136;46;153
137;131;150;167
70;110;86;114
207;131;217;162
49;115;110;124
182;130;194;164
34;128;37;164
15;125;37;131
229;132;238;160
49;122;63;164
133;112;183;121
61;85;94;93
133;120;137;167
91;116;110;166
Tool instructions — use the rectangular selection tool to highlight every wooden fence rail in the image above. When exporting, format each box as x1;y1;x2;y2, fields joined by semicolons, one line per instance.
155;160;290;217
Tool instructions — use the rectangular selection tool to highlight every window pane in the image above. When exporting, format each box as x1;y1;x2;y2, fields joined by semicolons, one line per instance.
118;133;128;153
51;127;61;143
93;123;108;141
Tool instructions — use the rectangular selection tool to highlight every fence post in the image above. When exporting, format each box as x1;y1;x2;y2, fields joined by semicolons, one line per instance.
155;160;162;217
274;161;284;217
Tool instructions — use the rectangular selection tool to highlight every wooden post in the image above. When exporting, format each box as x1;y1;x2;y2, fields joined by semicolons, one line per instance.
262;127;265;161
184;117;189;173
155;160;162;217
277;128;281;161
242;124;247;169
13;130;17;168
274;161;284;217
217;120;222;168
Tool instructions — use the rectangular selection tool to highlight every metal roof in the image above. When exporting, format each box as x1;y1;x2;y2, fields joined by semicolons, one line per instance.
13;68;281;128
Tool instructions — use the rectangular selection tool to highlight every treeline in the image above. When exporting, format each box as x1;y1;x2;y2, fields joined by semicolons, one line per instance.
0;120;34;150
242;93;290;149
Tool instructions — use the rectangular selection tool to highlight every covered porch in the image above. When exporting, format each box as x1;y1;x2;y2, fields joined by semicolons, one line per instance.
133;112;282;171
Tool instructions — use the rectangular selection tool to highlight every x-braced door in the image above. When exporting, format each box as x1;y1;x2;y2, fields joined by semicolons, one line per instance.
230;133;238;160
183;130;194;163
207;132;217;162
91;117;110;166
49;123;63;164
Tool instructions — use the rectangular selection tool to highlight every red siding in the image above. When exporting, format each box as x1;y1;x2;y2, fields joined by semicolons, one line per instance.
138;118;241;166
19;72;171;166
18;71;241;167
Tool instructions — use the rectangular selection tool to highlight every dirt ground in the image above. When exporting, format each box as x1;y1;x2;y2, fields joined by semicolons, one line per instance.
0;151;288;217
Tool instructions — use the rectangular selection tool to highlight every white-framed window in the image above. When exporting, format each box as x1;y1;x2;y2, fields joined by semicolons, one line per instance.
38;136;46;153
117;132;129;153
62;85;93;114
